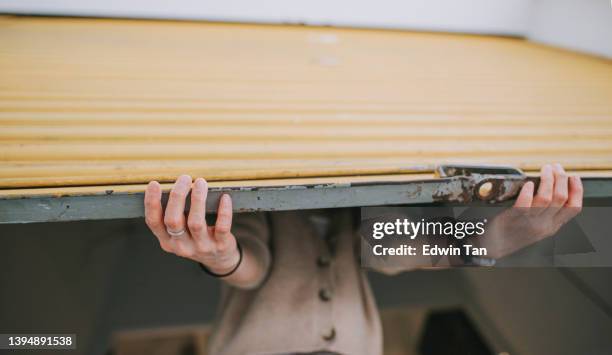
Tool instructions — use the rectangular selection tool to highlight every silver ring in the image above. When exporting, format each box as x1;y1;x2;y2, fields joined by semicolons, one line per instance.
166;228;186;237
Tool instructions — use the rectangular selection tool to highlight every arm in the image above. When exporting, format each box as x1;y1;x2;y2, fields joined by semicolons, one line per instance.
144;175;270;289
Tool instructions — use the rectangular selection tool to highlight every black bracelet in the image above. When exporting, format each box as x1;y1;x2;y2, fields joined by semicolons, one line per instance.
199;242;243;278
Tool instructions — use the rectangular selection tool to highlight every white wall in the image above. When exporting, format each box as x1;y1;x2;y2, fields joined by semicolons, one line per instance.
0;0;532;35
1;0;611;57
527;0;612;58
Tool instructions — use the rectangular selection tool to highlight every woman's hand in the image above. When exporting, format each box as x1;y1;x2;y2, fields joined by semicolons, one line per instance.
144;175;240;275
481;163;583;259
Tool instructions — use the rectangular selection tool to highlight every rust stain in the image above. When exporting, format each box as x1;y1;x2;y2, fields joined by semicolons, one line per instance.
432;179;473;203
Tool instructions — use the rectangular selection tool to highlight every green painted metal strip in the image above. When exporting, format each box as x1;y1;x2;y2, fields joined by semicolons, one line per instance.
1;178;611;224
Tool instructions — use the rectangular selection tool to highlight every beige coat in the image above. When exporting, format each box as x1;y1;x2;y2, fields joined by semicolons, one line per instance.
207;208;390;355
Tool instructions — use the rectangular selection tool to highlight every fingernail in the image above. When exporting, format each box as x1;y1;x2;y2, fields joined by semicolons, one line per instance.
177;175;191;185
222;194;231;202
192;179;201;189
542;164;552;173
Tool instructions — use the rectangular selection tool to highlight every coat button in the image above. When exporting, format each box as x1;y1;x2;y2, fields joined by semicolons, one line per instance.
322;327;336;341
316;255;331;267
319;288;332;301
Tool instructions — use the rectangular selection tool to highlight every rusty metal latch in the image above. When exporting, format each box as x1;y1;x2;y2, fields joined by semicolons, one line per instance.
434;164;527;204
